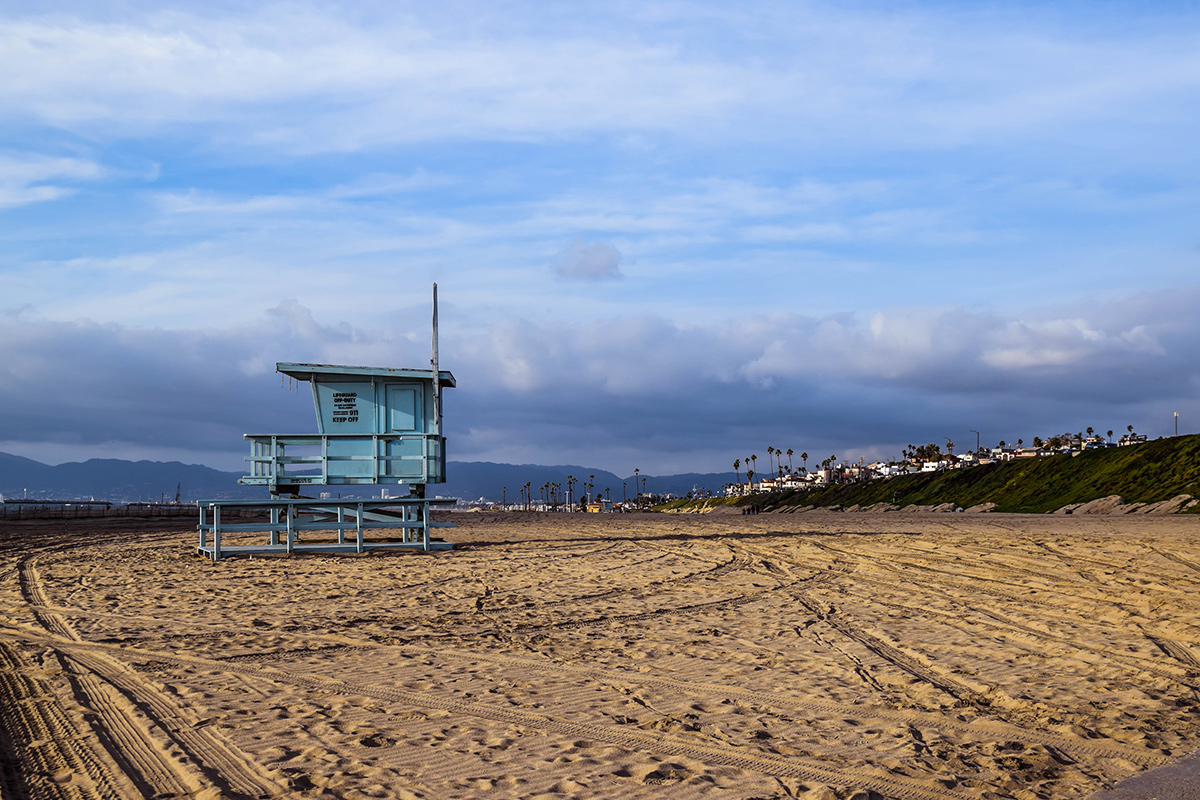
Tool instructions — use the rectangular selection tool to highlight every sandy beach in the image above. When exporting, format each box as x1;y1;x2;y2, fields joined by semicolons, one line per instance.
2;510;1199;799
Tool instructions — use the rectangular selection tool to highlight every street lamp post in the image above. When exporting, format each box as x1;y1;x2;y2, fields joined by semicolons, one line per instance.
970;429;980;454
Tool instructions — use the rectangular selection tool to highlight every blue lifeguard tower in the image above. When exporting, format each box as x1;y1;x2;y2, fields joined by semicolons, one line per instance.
197;286;457;559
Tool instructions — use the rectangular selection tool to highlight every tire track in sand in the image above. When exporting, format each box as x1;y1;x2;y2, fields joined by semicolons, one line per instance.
363;640;1166;767
56;651;199;798
64;647;287;798
456;548;748;618
822;564;1200;691
3;626;973;800
18;557;78;641
0;639;132;800
789;589;1082;743
11;550;288;798
1145;545;1200;579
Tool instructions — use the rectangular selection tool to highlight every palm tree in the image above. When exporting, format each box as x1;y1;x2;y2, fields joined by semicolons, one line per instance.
733;459;741;485
801;452;808;472
1086;427;1094;439
1107;429;1114;442
633;468;639;502
786;448;793;473
767;447;775;474
750;454;757;476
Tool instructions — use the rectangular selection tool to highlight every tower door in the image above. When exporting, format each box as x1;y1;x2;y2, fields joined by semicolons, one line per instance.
384;384;425;479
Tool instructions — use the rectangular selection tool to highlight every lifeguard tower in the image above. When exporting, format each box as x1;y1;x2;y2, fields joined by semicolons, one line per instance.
197;286;457;560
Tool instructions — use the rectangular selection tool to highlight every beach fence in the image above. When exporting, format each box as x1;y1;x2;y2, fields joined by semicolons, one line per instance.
1;502;211;521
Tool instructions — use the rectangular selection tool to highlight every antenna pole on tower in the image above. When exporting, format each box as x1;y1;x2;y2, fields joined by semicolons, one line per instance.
431;283;441;436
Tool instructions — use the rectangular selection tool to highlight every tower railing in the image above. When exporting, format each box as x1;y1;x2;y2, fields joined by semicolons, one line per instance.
242;433;446;489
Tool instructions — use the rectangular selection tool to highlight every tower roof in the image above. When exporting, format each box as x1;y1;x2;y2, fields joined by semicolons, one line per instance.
276;362;456;388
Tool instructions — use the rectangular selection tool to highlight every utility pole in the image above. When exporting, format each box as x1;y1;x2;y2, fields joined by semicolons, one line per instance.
970;429;980;454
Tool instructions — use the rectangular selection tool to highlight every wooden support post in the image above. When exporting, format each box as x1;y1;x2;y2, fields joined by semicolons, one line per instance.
422;500;430;552
213;505;222;561
337;506;346;544
286;503;295;555
270;506;280;545
356;503;364;554
198;503;207;551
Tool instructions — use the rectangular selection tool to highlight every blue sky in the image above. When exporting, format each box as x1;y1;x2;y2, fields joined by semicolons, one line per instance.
2;1;1199;474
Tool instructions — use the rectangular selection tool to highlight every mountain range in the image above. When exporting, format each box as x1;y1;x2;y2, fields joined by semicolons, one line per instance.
0;452;735;505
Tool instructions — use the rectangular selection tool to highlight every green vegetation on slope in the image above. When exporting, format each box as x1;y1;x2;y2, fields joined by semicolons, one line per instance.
673;434;1200;514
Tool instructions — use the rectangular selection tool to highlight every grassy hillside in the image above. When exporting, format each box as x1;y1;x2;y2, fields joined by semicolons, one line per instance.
670;434;1200;514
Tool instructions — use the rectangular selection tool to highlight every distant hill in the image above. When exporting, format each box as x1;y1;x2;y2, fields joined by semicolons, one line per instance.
0;453;737;505
0;455;257;503
668;434;1200;514
0;452;53;486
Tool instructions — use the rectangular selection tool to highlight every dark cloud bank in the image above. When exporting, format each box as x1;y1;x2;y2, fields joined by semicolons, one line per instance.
2;287;1197;472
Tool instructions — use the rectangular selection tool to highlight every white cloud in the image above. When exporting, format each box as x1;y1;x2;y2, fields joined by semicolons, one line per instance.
981;317;1162;370
550;239;622;281
0;152;102;208
2;4;1197;152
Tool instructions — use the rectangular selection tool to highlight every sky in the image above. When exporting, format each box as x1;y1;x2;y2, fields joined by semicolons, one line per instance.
2;0;1199;475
